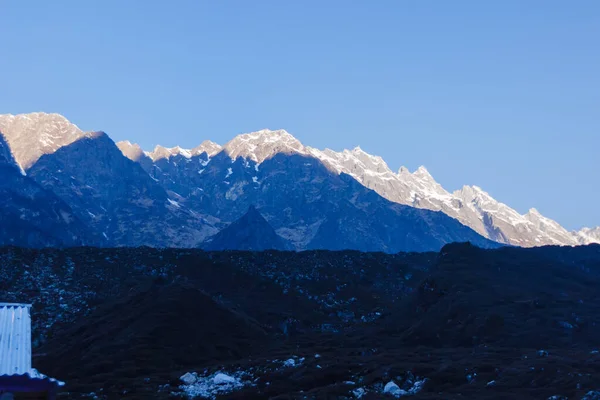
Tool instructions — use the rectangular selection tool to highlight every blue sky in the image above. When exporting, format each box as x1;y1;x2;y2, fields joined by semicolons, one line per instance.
1;1;598;229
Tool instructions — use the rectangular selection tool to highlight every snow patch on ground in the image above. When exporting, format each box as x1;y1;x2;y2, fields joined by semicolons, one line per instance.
167;198;181;208
225;181;247;201
178;371;252;399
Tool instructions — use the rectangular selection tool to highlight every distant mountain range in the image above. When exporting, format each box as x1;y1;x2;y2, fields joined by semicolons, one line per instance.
0;112;597;251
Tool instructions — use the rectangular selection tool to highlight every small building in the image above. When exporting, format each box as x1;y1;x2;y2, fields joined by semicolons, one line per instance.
0;303;64;400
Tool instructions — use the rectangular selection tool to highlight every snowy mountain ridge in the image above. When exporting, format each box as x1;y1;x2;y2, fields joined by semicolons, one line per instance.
137;127;597;247
1;113;596;248
0;112;87;169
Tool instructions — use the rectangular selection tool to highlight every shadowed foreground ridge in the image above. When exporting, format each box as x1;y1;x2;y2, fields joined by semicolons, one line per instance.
1;244;599;399
203;205;294;251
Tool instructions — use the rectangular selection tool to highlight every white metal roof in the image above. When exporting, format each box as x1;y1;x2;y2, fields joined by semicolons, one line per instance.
0;303;32;376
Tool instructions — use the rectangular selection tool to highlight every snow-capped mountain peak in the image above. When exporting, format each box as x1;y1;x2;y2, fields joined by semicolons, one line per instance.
148;145;193;161
454;185;493;203
0;112;86;169
6;114;597;249
133;140;223;162
414;166;433;179
116;141;147;162
525;207;570;233
223;129;305;163
192;140;222;157
575;227;600;245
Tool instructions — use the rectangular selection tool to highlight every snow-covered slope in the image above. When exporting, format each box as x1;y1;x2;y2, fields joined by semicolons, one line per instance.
307;146;596;247
143;140;222;162
222;129;303;163
138;128;596;248
575;227;600;245
0;112;87;170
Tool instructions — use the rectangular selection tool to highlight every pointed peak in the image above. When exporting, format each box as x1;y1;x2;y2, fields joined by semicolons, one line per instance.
117;140;148;162
0;111;87;169
204;204;292;251
413;166;435;180
191;140;222;157
223;128;305;164
398;166;410;174
148;144;194;161
415;165;429;174
117;140;134;147
85;131;109;140
454;185;488;199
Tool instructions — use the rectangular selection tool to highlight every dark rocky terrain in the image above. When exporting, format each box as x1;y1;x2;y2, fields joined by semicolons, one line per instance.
27;132;216;247
1;244;600;399
203;206;294;251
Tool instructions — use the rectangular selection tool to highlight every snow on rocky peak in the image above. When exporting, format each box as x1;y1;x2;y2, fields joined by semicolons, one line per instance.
0;112;87;169
134;140;221;161
575;227;600;245
8;116;598;249
147;145;193;161
200;128;598;247
116;141;148;162
192;140;222;157
223;129;305;163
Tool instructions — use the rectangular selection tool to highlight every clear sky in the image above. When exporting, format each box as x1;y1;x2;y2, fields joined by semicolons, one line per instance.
1;1;598;230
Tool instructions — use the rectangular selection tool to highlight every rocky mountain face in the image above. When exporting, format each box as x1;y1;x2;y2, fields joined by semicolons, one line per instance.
121;128;598;248
0;112;87;170
294;143;591;247
122;130;497;252
576;227;600;244
204;206;294;251
26;131;216;247
0;132;91;247
1;112;595;250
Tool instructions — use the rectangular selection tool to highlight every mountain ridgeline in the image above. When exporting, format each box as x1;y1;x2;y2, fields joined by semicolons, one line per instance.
0;112;597;251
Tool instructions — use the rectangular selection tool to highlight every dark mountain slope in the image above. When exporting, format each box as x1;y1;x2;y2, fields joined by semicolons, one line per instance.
27;132;216;247
0;133;91;247
203;206;294;251
146;151;499;252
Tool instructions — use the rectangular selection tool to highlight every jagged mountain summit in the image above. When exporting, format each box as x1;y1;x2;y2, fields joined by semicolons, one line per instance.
0;112;87;169
0;113;496;251
126;128;598;248
203;205;294;251
26;131;216;247
118;129;497;252
576;227;600;245
0;112;596;250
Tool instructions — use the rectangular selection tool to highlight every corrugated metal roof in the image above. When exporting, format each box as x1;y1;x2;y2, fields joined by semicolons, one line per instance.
0;303;32;376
